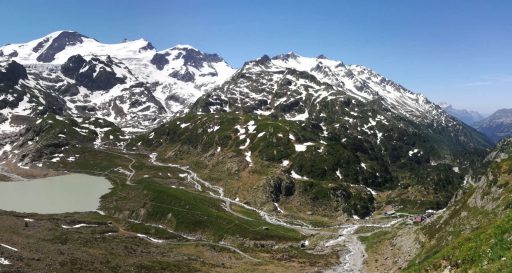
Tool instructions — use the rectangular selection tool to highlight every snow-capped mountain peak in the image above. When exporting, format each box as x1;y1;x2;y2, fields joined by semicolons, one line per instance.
0;31;158;65
0;32;463;139
232;53;444;122
172;44;197;50
0;31;236;133
193;52;455;130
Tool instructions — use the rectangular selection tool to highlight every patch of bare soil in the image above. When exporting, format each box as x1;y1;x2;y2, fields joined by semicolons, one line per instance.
363;225;423;273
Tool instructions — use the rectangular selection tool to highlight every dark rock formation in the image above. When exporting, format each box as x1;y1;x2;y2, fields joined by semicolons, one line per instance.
37;31;87;63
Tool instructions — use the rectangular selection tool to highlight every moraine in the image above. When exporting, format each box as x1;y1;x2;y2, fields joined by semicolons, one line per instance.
0;173;111;214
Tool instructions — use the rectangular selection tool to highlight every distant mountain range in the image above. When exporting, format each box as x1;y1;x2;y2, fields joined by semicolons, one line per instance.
475;108;512;143
439;103;486;126
440;103;512;143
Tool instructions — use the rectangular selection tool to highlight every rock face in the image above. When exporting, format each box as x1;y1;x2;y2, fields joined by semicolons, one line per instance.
60;54;87;79
268;176;296;202
476;108;512;143
150;52;170;70
179;47;224;69
0;61;28;90
61;55;127;91
36;31;88;63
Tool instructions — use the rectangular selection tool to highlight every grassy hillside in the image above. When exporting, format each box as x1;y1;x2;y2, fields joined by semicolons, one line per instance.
404;138;512;272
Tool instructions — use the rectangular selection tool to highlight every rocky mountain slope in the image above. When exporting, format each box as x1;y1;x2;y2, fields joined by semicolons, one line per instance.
476;108;512;143
0;30;505;273
405;137;512;272
0;31;494;218
0;31;235;134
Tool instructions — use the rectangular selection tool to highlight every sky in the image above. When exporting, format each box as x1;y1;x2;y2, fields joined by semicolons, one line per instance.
1;0;511;114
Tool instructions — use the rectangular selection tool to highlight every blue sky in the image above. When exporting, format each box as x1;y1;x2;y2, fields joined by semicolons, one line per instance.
2;0;511;113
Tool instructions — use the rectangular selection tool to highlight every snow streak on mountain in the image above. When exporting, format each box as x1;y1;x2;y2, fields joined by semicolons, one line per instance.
0;31;234;133
0;30;487;145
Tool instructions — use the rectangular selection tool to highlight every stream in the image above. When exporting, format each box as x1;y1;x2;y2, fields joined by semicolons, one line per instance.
146;152;402;272
322;219;402;273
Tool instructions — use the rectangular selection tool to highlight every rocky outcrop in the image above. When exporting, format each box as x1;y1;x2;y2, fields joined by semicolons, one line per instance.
36;31;87;63
267;175;296;202
169;69;195;82
330;184;375;218
0;61;28;90
178;47;224;69
150;52;170;70
61;54;126;91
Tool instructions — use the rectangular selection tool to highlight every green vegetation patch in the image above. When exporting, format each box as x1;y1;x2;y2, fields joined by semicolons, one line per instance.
405;211;512;272
138;178;303;242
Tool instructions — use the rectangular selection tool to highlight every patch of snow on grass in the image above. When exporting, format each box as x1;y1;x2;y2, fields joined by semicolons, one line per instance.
294;142;314;152
0;144;12;155
247;120;256;133
254;109;272;116
17;163;29;169
376;131;383;144
240;138;250;149
136;233;164;243
245;151;253;166
336;169;342;179
408;149;420;156
363;185;378;195
286;110;309;121
291;171;309;180
61;224;98;229
208;125;220;132
0;244;18;252
274;203;284;213
235;125;246;135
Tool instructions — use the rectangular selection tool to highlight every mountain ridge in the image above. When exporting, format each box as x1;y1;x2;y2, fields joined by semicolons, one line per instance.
0;30;504;273
440;103;486;126
0;30;236;134
475;108;512;143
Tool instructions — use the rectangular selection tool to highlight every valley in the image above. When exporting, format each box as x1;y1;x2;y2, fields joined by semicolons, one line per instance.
0;145;403;273
0;30;509;273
